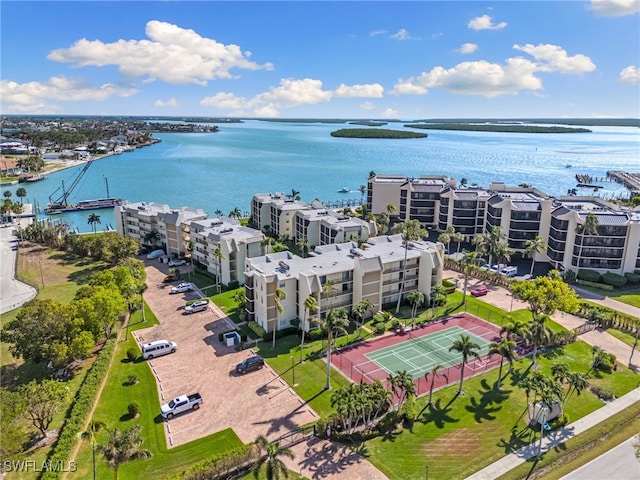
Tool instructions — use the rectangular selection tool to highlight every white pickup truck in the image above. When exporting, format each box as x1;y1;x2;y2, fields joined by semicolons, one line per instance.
160;393;202;419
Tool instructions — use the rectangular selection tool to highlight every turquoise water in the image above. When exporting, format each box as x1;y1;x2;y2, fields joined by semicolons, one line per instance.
6;120;640;233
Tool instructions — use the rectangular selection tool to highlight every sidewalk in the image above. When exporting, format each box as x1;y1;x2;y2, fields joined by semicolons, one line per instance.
465;387;640;480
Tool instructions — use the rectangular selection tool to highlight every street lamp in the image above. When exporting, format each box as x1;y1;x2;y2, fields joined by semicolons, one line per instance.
425;465;429;480
290;355;296;386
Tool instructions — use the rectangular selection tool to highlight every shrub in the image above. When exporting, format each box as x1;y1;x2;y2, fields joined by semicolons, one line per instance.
261;326;297;342
126;347;138;362
590;385;615;401
577;269;602;283
576;279;614;291
247;321;266;338
602;272;627;288
624;272;640;284
126;374;138;386
309;328;325;342
127;402;140;418
563;270;576;283
441;278;456;294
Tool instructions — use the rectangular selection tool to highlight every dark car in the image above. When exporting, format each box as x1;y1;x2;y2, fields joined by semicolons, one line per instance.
235;356;265;374
470;285;489;297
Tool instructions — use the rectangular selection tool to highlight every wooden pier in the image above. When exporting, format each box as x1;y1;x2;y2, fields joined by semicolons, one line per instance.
607;171;640;195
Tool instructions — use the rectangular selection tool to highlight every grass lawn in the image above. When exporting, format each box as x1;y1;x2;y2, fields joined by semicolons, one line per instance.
70;307;244;480
359;340;639;480
211;288;243;323
577;285;640;309
606;328;638;349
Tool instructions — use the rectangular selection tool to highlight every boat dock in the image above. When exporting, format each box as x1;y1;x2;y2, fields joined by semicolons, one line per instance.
607;171;640;195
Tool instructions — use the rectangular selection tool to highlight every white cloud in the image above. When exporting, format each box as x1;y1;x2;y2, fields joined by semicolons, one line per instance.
590;0;640;16
334;83;384;98
391;29;418;40
370;30;387;37
457;43;478;54
154;97;178;107
432;32;444;39
619;65;640;83
513;44;596;74
47;20;273;86
201;78;383;116
381;108;398;118
359;101;375;111
468;15;508;30
0;76;137;112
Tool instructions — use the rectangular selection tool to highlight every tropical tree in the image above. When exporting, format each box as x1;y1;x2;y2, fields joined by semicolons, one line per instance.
228;206;242;219
424;364;446;406
407;290;425;327
81;420;107;480
500;317;529;342
88;213;101;234
437;232;451;255
15;187;27;204
98;425;152;480
299;295;318;362
461;250;477;305
448;334;481;395
212;246;225;292
526;316;552;366
524;235;547;277
3;190;12;199
488;338;518;390
296;237;310;257
214;208;223;217
234;289;247;320
351;299;374;338
19;379;69;438
391;219;427;313
272;288;286;348
252;434;295;480
474;226;506;268
574;212;599;272
563;371;590;407
358;185;367;205
387;370;416;412
143;229;160;246
451;231;465;254
322;307;349;390
262;236;275;254
290;188;300;201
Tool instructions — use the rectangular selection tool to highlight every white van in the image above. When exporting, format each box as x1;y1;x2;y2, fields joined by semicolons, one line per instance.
500;266;518;278
142;340;177;360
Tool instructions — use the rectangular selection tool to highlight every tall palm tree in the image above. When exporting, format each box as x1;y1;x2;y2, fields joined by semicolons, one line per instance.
387;370;416;411
424;364;446;406
358;185;367;205
391;219;426;313
272;288;286;348
448;334;481;395
488;338;518;390
81;419;106;480
15;187;27;204
88;213;101;234
299;295;318;362
262;236;275;254
437;232;451;255
563;372;590;407
461;250;477;305
228;206;242;219
527;315;552;367
500;317;529;342
525;235;547;277
252;434;295;480
351;299;373;338
575;212;599;272
212;246;225;292
407;290;425;327
98;425;151;480
214;208;223;217
296;237;310;257
290;188;300;200
322;307;349;390
451;231;465;254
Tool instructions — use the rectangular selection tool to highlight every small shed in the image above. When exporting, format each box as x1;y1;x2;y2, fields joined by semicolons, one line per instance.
223;331;241;347
528;400;563;427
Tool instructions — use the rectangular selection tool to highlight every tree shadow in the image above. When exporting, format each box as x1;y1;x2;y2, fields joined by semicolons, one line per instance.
540;346;565;360
465;395;502;423
497;426;536;454
419;398;460;429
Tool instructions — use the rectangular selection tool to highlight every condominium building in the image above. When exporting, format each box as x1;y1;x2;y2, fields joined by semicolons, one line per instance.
294;208;376;248
114;202;208;258
244;236;444;334
368;174;640;274
189;217;265;285
251;192;318;239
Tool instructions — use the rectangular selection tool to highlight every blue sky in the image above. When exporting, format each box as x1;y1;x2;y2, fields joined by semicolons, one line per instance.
1;1;639;119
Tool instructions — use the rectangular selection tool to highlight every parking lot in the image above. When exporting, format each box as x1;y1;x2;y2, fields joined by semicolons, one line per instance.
134;260;318;447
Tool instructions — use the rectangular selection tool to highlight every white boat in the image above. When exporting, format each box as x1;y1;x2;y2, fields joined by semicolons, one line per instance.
338;187;350;193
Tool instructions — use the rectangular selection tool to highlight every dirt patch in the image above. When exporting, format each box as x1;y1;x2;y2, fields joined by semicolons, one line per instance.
17;242;73;286
423;428;483;457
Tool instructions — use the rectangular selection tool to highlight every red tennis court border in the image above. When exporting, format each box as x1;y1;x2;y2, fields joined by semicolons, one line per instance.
331;313;504;398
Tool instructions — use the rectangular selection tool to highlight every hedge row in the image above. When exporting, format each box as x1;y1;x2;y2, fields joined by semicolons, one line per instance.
39;339;116;480
576;279;614;291
247;321;266;338
166;444;259;480
262;326;298;342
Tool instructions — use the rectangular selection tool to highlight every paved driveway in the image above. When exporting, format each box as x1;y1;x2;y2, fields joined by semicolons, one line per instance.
0;223;37;314
135;261;318;447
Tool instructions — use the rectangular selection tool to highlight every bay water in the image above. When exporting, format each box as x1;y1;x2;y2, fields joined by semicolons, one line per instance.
6;120;639;233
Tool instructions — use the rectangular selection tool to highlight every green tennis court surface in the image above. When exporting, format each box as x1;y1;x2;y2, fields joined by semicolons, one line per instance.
364;326;492;379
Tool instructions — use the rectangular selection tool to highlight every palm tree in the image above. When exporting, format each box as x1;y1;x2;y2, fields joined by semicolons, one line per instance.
290;188;300;200
448;334;481;395
351;299;373;338
228;206;242;219
143;229;160;246
407;290;425;327
461;250;477;305
214;208;223;217
296;237;310;257
262;236;275;254
574;212;599;273
322;307;349;390
300;295;318;362
98;425;152;480
563;372;590;407
358;185;367;205
81;420;106;480
212;246;225;292
252;434;295;480
437;232;451;255
451;231;465;254
15;187;27;204
525;235;547;277
3;190;12;199
500;317;529;342
387;370;415;411
527;316;552;367
88;213;101;234
272;288;286;348
488;338;518;390
424;364;446;406
391;219;426;313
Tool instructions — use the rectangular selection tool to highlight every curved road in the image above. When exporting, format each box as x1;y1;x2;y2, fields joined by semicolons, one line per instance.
560;435;640;480
0;222;36;315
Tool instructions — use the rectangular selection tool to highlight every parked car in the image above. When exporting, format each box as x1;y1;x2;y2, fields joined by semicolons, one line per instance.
160;393;202;419
489;263;507;274
138;245;151;255
470;285;489;297
500;266;519;277
142;340;177;360
480;264;491;271
236;356;265;374
168;259;187;267
147;249;165;259
184;300;208;314
163;274;176;283
170;282;193;294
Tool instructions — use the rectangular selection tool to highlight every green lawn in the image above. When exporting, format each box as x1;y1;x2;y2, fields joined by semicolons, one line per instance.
605;328;638;349
577;284;640;308
70;307;244;480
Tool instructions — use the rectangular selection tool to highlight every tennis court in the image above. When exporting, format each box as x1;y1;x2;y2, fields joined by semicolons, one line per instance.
365;326;491;380
332;313;503;396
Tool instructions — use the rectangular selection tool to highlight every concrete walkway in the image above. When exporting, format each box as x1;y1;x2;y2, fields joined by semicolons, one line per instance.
0;221;37;315
465;387;640;480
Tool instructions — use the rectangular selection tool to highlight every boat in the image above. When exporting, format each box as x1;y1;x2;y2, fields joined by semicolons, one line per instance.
565;164;572;168
45;159;124;215
338;187;350;193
